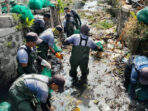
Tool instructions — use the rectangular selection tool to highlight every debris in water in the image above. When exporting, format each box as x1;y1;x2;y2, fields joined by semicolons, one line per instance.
72;106;80;111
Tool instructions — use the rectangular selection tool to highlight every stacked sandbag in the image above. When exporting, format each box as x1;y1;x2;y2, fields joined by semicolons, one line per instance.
11;5;34;21
29;0;55;10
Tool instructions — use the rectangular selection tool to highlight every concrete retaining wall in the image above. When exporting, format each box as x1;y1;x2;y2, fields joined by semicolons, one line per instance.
0;15;23;88
0;5;61;88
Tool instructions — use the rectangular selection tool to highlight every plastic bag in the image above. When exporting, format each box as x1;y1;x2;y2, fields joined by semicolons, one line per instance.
0;102;12;111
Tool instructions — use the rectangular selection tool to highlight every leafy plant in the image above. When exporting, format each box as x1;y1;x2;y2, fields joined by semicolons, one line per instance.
5;41;12;48
57;0;64;13
12;13;34;30
130;11;137;19
123;15;148;54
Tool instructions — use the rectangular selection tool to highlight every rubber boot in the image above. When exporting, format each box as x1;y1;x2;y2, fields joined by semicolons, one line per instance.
70;71;79;87
80;68;89;85
80;75;87;85
72;77;79;87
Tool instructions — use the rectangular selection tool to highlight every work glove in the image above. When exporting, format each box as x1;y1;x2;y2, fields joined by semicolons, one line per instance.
41;59;51;69
55;52;63;59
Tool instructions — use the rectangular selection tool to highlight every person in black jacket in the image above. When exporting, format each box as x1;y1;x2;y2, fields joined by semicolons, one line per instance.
64;7;81;29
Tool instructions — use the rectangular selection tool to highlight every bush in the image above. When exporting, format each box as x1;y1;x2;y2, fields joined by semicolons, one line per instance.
123;14;148;55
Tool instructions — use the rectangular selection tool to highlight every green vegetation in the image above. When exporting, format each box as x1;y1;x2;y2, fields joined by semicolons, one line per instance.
5;41;12;48
12;14;34;30
123;12;148;54
93;20;114;30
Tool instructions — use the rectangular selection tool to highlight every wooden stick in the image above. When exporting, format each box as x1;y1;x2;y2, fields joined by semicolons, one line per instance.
113;29;125;51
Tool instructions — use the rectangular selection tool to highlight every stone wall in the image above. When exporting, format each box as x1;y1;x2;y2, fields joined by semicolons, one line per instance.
0;14;23;88
0;5;61;88
116;5;133;35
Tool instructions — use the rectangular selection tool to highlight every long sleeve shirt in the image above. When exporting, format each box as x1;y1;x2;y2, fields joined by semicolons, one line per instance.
24;74;50;103
130;56;148;84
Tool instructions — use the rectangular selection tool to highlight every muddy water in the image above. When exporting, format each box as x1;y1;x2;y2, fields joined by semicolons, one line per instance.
51;0;148;111
50;1;130;111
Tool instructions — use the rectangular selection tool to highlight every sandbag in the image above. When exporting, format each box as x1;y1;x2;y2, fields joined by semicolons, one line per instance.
29;0;44;9
29;0;55;9
74;29;80;34
43;0;55;7
137;7;148;24
53;43;62;52
11;5;34;21
1;0;16;13
0;102;12;111
41;68;53;93
41;67;51;77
